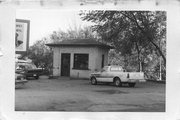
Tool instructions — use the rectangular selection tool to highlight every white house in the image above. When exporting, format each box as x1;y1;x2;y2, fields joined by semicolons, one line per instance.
46;39;113;79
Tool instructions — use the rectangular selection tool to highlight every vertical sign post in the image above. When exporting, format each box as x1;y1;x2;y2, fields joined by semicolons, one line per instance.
15;19;30;54
158;41;162;81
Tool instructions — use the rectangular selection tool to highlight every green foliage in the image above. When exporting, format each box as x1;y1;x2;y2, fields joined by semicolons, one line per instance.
108;49;124;66
80;11;166;60
49;26;97;43
80;10;166;80
21;38;53;71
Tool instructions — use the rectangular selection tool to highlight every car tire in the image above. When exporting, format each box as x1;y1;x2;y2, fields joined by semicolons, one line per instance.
91;77;97;85
114;78;121;87
128;83;136;87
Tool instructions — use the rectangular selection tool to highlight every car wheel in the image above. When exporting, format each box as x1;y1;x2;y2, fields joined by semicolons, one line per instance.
128;83;136;87
91;77;97;85
114;78;121;87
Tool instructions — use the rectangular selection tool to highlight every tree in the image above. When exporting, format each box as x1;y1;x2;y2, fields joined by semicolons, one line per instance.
80;11;166;73
108;49;124;66
21;37;53;70
49;26;97;43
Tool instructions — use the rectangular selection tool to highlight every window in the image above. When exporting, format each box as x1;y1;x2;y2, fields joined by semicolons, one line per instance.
73;54;89;70
110;66;124;72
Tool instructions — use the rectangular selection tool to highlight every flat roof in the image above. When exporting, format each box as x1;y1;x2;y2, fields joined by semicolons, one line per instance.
46;38;114;49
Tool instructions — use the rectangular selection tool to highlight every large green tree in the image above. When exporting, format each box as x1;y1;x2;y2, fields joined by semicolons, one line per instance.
80;11;166;73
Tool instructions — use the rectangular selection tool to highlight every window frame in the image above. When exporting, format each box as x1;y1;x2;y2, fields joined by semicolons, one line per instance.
73;53;89;70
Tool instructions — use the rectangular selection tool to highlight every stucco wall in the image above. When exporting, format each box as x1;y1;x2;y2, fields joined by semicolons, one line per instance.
53;47;60;76
52;46;110;79
95;47;109;71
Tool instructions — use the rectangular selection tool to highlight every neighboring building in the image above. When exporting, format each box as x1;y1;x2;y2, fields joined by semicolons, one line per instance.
46;39;113;79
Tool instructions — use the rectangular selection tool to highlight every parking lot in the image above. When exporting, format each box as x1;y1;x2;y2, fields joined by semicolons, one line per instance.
15;77;165;112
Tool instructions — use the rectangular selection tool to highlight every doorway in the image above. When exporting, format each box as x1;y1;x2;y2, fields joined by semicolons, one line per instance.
61;53;71;76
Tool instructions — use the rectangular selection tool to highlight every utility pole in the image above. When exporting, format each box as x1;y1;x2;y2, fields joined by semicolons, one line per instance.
140;61;142;72
159;57;162;81
158;41;162;81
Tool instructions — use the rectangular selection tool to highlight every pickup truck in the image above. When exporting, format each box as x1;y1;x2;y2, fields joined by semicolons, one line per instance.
90;66;146;87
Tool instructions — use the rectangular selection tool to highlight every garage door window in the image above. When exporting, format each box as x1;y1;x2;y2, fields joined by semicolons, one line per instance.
73;54;89;70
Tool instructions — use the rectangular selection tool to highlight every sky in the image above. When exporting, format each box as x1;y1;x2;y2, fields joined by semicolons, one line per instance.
16;9;92;46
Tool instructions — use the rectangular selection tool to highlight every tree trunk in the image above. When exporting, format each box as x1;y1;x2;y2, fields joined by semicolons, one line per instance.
150;40;166;66
135;42;141;72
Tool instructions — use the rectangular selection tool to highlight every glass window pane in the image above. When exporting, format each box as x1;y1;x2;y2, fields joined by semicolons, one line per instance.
74;54;89;70
110;67;119;71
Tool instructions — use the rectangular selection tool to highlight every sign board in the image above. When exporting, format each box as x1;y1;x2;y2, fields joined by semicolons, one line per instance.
15;19;30;54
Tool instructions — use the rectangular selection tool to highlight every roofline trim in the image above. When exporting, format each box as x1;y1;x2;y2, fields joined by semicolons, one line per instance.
46;43;114;49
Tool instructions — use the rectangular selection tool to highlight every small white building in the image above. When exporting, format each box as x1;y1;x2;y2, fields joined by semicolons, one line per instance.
46;39;113;79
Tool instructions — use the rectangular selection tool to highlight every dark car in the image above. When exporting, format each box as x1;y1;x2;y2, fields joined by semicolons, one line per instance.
16;61;43;80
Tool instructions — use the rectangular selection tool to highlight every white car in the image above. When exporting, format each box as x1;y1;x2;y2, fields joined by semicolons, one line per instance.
90;66;146;87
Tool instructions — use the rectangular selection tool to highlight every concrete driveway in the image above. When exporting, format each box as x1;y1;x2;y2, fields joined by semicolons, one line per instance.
15;77;165;112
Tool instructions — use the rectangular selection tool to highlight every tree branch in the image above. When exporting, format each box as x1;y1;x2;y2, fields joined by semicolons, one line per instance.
123;12;166;65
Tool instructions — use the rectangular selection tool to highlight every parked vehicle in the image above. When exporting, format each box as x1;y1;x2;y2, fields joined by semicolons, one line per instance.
16;59;43;80
15;72;28;89
90;65;146;87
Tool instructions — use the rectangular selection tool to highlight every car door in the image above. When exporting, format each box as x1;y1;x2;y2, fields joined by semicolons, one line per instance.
96;67;113;82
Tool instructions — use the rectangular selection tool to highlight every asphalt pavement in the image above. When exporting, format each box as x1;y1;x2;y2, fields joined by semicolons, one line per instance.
15;76;165;112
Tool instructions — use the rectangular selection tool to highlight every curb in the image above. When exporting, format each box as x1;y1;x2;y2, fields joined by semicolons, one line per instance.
147;79;166;84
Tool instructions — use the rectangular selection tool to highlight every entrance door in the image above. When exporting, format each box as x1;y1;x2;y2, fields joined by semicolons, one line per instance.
61;53;70;76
